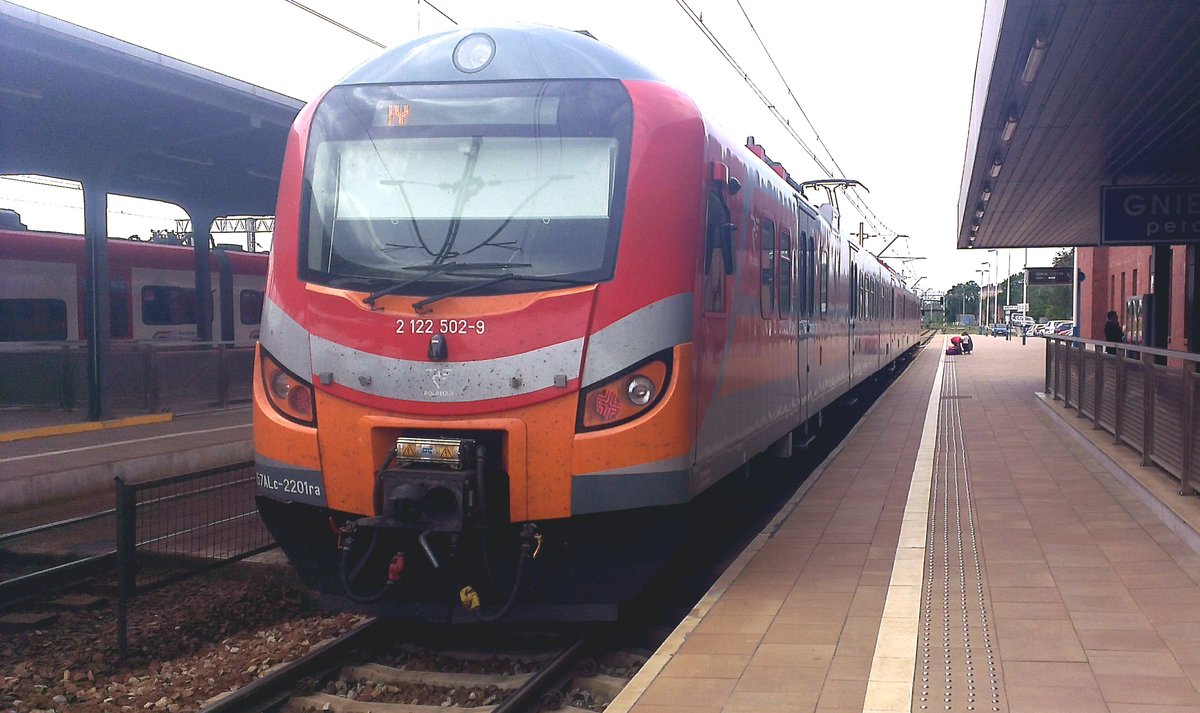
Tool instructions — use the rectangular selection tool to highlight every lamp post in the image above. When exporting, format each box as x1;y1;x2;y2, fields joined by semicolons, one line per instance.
976;268;987;329
988;249;999;325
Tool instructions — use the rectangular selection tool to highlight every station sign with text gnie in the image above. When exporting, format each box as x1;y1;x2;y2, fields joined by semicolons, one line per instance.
1101;184;1200;244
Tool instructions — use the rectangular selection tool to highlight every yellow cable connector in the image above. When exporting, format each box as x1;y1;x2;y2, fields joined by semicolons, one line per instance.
459;586;481;611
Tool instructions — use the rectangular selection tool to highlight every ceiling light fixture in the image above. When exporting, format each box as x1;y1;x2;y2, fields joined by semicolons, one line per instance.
1020;35;1048;84
1001;112;1019;142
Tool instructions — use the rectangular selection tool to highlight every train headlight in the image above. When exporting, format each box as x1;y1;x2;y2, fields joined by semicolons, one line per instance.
260;348;316;426
453;33;496;74
626;376;655;406
577;351;671;431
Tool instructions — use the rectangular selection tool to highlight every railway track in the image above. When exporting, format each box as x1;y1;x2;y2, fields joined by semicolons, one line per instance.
203;620;649;712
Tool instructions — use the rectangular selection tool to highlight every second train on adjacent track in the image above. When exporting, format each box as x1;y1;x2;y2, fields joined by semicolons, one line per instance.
253;25;922;622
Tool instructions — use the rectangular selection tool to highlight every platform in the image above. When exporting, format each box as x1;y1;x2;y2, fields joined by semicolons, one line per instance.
609;334;1200;713
0;405;252;523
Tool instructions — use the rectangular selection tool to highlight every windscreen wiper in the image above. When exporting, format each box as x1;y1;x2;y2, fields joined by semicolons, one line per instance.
362;262;531;307
412;272;593;314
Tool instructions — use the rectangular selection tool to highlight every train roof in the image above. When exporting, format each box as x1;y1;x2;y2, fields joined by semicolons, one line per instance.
342;25;662;85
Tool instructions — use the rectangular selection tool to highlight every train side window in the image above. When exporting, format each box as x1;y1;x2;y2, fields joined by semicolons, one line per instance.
778;230;792;317
760;217;775;318
819;248;829;315
0;298;67;341
240;289;265;325
702;192;728;314
141;286;197;325
797;230;809;318
850;263;858;319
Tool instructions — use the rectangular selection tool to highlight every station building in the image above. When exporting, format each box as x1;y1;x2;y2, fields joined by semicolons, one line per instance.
957;0;1200;359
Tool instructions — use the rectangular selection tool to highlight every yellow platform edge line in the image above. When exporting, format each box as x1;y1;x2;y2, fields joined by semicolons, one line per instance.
0;412;173;444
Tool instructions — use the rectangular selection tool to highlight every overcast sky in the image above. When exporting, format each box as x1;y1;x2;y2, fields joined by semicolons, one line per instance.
3;0;1056;293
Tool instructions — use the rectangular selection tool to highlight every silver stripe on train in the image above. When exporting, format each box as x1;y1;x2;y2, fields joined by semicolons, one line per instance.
261;296;313;378
581;292;693;386
309;333;585;402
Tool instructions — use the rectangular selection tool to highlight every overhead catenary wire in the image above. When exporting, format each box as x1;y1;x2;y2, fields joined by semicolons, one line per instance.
282;0;386;48
282;0;457;47
676;0;896;238
731;0;894;237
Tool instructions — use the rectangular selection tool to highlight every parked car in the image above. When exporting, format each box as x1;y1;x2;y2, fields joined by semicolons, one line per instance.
1042;320;1071;335
1053;321;1075;335
991;323;1009;336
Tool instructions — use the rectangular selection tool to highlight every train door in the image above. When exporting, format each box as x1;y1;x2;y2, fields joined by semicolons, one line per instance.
795;210;815;424
693;157;740;487
849;250;858;385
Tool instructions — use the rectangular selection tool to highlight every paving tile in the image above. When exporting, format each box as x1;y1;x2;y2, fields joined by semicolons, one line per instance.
826;654;872;681
1087;649;1184;677
1078;628;1170;651
658;653;750;679
747;643;835;669
691;614;775;636
1005;684;1109;712
995;618;1087;662
734;664;828;694
1094;674;1200;705
677;632;763;656
636;676;735;708
1003;660;1098;689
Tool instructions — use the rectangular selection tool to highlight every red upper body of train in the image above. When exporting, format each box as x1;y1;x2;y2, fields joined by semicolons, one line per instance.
252;25;920;621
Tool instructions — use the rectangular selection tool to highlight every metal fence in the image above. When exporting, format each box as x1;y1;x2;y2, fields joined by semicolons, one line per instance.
1045;336;1199;495
0;341;254;412
115;462;275;658
0;509;117;610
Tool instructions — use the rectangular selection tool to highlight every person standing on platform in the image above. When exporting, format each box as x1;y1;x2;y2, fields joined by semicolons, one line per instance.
960;331;973;354
1103;310;1124;355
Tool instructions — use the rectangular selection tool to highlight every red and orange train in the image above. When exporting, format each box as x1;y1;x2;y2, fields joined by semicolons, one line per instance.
252;25;921;621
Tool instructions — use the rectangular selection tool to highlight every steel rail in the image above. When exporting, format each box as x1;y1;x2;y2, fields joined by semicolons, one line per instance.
201;617;385;713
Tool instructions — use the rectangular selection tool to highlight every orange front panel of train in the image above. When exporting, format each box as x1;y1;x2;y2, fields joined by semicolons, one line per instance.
313;387;580;522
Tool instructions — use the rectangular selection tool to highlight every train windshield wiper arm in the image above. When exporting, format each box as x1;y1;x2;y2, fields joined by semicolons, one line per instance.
362;262;532;306
363;262;458;306
412;271;593;313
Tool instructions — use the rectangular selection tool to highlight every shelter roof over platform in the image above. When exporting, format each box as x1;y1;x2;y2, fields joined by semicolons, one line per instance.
0;0;304;216
958;0;1200;250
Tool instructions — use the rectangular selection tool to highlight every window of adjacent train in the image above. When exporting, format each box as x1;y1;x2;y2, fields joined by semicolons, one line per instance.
240;290;265;325
760;218;775;317
778;230;792;317
141;286;197;325
300;80;633;294
0;299;66;341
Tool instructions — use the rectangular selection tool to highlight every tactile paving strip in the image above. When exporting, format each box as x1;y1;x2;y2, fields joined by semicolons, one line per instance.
916;357;1007;712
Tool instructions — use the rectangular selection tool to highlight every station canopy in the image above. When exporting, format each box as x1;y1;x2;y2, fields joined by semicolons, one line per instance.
0;0;304;217
958;0;1200;250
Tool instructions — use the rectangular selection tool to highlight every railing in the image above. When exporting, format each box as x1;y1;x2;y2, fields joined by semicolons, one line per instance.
0;509;117;610
0;341;254;412
114;462;275;659
1045;336;1199;496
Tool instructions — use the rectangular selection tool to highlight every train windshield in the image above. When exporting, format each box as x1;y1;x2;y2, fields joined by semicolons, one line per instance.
299;80;633;292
